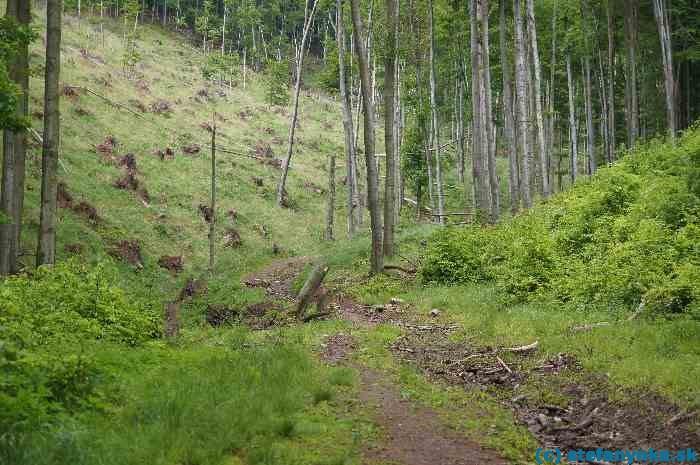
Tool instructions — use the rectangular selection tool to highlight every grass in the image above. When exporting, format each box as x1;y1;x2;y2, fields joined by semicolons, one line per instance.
7;327;370;465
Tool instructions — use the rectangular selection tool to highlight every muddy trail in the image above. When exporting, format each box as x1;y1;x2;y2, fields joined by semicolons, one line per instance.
243;258;699;465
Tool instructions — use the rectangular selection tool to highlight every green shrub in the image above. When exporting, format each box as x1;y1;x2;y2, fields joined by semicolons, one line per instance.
421;129;700;316
265;59;290;106
0;260;160;447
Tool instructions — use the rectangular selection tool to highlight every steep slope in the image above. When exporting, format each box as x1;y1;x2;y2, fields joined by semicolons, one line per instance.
20;12;349;303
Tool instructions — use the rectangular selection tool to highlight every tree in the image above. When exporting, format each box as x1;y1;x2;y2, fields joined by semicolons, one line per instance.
499;0;519;214
652;0;676;143
566;53;579;183
350;0;383;274
0;0;32;276
276;0;319;207
335;0;359;236
513;0;532;208
526;0;549;198
428;0;445;223
623;0;639;147
324;153;336;241
37;0;63;266
383;0;399;256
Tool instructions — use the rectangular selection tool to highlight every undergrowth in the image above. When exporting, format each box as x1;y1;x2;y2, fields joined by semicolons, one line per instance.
422;128;700;318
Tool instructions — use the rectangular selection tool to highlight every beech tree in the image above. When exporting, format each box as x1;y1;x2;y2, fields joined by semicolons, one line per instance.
350;0;383;274
0;0;32;275
37;0;63;266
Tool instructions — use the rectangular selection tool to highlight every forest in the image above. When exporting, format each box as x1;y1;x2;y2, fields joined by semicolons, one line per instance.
1;0;699;463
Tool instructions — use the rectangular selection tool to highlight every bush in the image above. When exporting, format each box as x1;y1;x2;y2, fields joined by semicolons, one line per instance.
265;59;290;106
0;260;160;447
421;129;700;316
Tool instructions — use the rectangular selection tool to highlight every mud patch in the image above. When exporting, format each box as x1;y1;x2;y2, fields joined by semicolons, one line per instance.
57;182;73;208
64;243;83;255
182;143;201;155
153;147;175;160
149;100;172;114
72;201;101;224
223;228;242;248
118;153;137;170
109;239;143;268
358;368;507;465
206;304;238;327
158;255;183;274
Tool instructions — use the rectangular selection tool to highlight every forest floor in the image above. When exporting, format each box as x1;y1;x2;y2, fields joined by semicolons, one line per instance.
241;257;699;465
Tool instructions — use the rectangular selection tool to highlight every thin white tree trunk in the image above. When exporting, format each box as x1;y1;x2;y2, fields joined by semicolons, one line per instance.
513;0;532;208
525;0;549;198
567;54;579;182
428;0;445;222
500;0;519;214
276;0;319;206
653;0;676;143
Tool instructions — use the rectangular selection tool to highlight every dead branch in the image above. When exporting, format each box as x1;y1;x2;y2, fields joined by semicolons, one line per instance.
570;322;611;333
66;85;145;119
495;355;513;374
504;341;539;353
383;264;417;274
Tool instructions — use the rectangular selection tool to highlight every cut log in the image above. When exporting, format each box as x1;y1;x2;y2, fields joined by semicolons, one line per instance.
295;262;329;318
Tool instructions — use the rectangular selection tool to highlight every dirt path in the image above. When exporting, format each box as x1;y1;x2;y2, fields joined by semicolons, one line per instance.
244;259;509;465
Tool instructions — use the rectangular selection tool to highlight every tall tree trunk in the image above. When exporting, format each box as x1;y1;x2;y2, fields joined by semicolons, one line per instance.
624;0;639;147
583;57;597;175
499;0;519;215
566;54;579;183
525;0;549;198
277;0;319;206
606;0;616;161
428;0;445;223
383;0;398;256
513;0;532;208
470;0;491;220
547;0;557;167
336;0;359;236
481;0;499;221
324;153;336;240
1;0;30;275
652;0;676;143
37;0;63;266
350;0;383;274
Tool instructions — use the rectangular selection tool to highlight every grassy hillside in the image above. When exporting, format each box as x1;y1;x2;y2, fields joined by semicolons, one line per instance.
18;10;356;306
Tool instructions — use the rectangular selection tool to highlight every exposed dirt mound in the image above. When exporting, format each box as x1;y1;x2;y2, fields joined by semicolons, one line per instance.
62;85;80;99
153;147;175;160
182;143;201;155
109;240;143;268
254;141;273;158
158;255;183;274
72;201;101;224
198;204;213;223
223;228;242;248
114;171;139;190
118;153;137;170
178;277;207;301
149;99;172;114
57;182;73;208
95;135;117;160
74;106;93;117
206;304;238;327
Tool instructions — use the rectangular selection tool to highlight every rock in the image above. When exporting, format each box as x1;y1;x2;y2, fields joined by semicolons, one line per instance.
429;308;441;317
537;413;549;427
390;297;404;305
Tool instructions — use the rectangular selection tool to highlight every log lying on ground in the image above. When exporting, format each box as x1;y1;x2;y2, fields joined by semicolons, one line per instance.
295;261;329;318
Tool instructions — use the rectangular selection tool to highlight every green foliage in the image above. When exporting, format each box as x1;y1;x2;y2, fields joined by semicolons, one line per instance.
0;16;36;131
7;340;327;465
265;59;290;106
201;52;240;82
0;260;160;450
422;129;700;316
